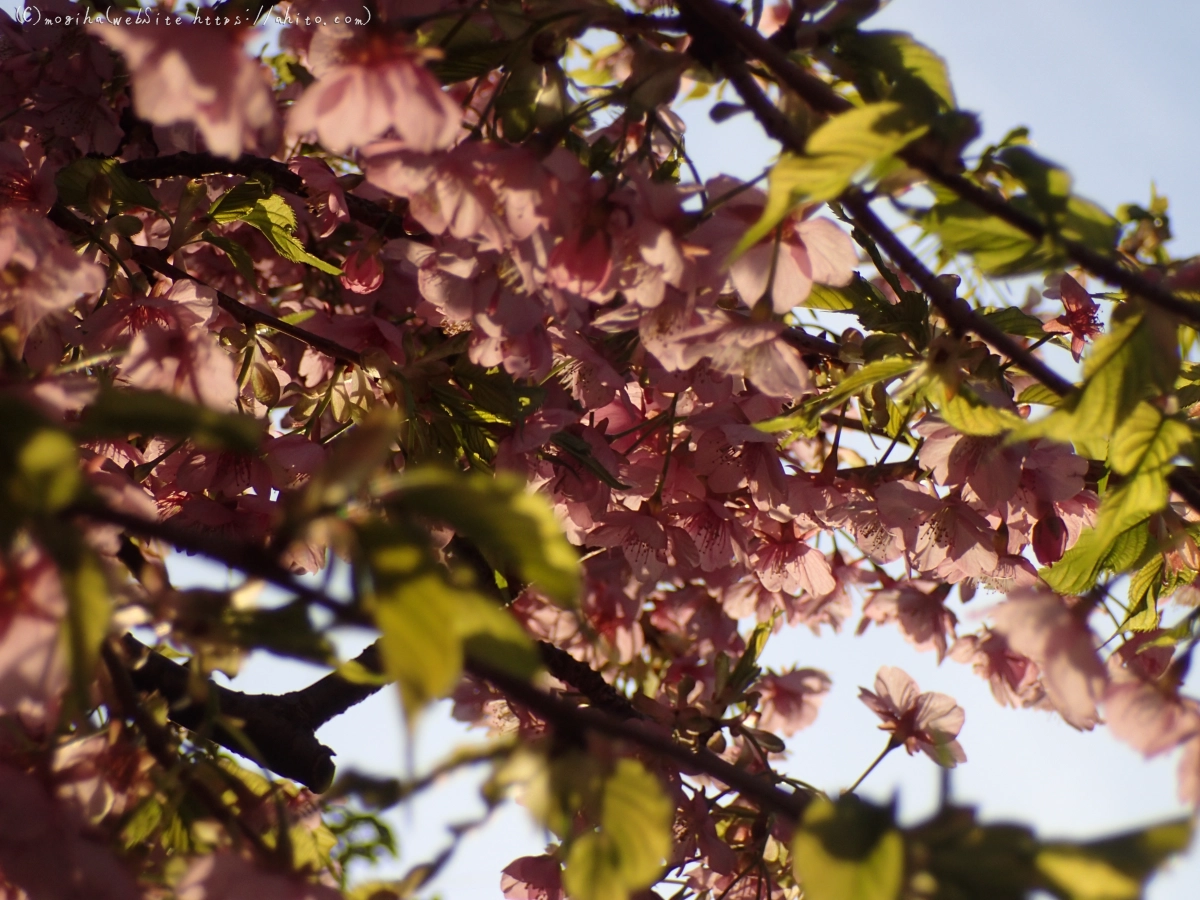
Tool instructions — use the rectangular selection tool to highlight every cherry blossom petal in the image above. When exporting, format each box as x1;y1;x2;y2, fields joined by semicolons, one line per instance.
90;23;277;158
990;590;1107;730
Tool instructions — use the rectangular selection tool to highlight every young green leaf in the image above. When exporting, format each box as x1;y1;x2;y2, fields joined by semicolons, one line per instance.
793;796;904;900
563;759;673;900
1036;819;1191;900
78;388;264;452
734;103;928;255
387;468;581;605
757;357;915;433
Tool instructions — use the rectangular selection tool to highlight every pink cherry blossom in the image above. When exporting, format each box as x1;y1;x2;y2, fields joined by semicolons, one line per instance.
911;496;1000;584
858;666;967;766
119;324;238;411
340;243;385;294
950;628;1045;709
90;23;278;158
1105;679;1200;759
0;542;69;731
649;586;742;660
177;853;341;900
1104;636;1200;758
751;521;836;597
501;855;564;900
287;157;350;238
990;590;1107;730
79;279;217;353
0;208;104;351
693;176;858;314
755;668;832;736
289;25;461;154
0;764;139;900
0;140;56;214
1042;272;1102;362
690;313;815;399
859;580;957;662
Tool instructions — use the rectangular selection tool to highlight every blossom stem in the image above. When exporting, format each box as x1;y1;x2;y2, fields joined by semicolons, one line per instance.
846;739;897;794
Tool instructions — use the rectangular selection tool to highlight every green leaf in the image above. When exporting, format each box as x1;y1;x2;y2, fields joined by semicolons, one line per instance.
938;385;1025;437
201;231;259;290
224;600;334;665
1015;312;1179;450
794;796;904;900
1042;402;1189;594
836;30;957;110
364;534;466;717
982;306;1048;338
361;520;539;719
997;146;1072;215
1124;554;1164;632
563;759;673;900
242;195;343;276
725;619;772;699
208;180;273;222
907;811;1039;900
1037;820;1191;900
36;527;110;714
389;468;580;605
920;198;1047;277
563;833;627;900
14;427;82;513
496;56;543;142
303;407;401;513
806;281;865;311
56;157;161;213
78;388;264;452
1108;402;1191;477
212;187;342;276
422;17;515;84
1060;194;1122;254
121;796;164;848
921;190;1117;277
1017;384;1063;406
734;103;928;255
0;399;82;529
757;357;915;433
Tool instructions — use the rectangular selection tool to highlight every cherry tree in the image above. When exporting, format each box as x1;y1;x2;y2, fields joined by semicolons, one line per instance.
0;1;1197;898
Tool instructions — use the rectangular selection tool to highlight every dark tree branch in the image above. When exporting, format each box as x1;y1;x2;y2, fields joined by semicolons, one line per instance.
710;48;1075;394
707;34;1200;516
119;151;427;244
839;193;1075;396
129;245;366;367
47;204;367;367
70;501;363;624
677;0;1200;325
78;499;803;813
119;633;340;792
103;639;278;859
467;659;811;821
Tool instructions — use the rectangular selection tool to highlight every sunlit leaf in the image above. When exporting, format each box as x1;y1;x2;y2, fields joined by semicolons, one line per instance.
735;103;928;255
1037;819;1191;900
387;468;580;605
794;796;904;900
938;384;1024;436
1015;311;1178;450
78;388;264;452
563;759;673;900
758;356;915;433
836;30;957;110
